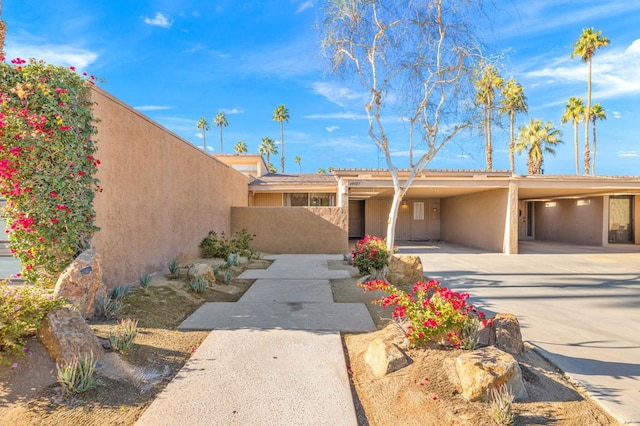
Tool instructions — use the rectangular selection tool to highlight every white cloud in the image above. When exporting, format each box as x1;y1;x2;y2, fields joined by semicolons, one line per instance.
346;158;356;162
5;42;98;70
305;111;368;120
134;105;173;111
143;12;173;28
312;82;369;107
221;108;245;115
325;126;340;132
525;38;640;100
617;151;638;158
613;111;622;119
295;1;314;14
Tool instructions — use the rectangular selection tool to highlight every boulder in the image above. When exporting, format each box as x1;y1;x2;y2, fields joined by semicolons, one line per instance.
188;263;216;285
387;255;424;287
364;337;412;377
54;249;106;319
37;307;104;365
455;346;528;402
495;313;524;355
476;320;496;347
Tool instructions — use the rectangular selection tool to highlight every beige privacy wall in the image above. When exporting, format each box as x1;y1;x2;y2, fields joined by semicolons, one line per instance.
90;88;248;288
231;207;349;253
441;189;509;252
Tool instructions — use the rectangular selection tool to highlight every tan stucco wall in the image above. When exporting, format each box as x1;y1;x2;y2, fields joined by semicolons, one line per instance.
440;189;508;252
90;88;248;288
231;207;348;253
534;197;603;246
364;198;441;240
253;193;282;206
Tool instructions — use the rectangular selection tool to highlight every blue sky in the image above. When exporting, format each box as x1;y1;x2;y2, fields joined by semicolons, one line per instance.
4;0;640;175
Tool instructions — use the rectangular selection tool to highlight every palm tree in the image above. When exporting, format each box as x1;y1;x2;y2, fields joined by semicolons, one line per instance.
515;119;562;175
317;167;326;174
259;137;277;170
474;63;504;171
590;103;606;175
560;97;584;175
499;77;527;173
234;140;248;154
272;104;289;173
294;156;302;174
571;28;610;175
196;117;210;153
213;112;228;153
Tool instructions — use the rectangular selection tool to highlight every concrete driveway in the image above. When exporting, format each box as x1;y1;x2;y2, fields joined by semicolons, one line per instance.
397;240;640;425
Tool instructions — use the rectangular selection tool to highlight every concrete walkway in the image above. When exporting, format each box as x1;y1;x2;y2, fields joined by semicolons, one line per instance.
137;254;375;426
406;241;640;425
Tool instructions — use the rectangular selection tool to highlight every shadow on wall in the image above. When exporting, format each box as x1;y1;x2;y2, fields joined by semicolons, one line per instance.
231;207;348;254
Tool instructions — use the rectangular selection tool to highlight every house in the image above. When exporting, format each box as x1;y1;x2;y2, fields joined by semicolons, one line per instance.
216;155;640;255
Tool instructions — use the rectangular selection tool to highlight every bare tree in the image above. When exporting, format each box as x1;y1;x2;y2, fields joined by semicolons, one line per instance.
322;0;482;250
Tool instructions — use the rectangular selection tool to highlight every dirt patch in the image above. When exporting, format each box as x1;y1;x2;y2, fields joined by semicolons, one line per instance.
0;258;270;426
330;260;619;426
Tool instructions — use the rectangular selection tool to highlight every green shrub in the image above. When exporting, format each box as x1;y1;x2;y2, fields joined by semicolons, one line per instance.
189;276;207;293
108;318;138;353
57;352;97;395
111;285;129;300
139;273;151;293
168;259;180;278
351;235;391;275
101;297;122;319
488;384;515;425
200;229;257;259
0;283;65;364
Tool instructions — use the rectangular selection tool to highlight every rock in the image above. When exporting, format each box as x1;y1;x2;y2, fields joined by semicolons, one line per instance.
476;320;496;347
495;313;524;355
387;255;424;287
37;307;104;365
54;249;106;319
364;337;412;377
188;263;215;285
455;346;528;402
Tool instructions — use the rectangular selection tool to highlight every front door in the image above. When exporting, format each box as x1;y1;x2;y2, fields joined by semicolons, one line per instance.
609;196;634;243
348;200;365;239
518;201;534;240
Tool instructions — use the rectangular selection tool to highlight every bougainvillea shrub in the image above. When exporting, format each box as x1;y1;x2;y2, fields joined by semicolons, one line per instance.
0;58;100;286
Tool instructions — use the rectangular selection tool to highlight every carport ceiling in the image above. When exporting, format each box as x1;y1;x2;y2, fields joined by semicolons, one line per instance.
349;186;498;199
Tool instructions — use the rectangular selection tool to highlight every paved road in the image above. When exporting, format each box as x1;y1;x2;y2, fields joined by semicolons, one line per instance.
401;240;640;425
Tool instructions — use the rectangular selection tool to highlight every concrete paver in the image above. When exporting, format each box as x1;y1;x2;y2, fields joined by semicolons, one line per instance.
406;241;640;425
137;254;371;425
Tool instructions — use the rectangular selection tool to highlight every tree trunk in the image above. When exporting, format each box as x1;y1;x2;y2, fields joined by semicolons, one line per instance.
385;187;403;253
592;118;597;175
509;111;514;173
584;59;592;175
219;128;223;153
574;120;579;175
203;133;207;153
280;124;285;173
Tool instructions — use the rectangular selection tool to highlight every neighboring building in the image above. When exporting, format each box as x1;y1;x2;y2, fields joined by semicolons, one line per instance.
217;155;640;254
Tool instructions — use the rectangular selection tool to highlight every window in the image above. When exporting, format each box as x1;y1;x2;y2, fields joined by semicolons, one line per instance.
283;193;336;207
413;202;424;220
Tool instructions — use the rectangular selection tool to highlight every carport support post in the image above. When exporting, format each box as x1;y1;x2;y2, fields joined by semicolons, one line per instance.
503;181;519;254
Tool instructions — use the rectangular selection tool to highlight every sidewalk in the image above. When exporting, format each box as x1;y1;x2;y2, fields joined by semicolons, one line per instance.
136;254;375;426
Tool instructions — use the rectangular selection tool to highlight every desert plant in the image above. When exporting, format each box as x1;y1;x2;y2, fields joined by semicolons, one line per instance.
0;284;65;364
168;259;180;278
359;279;491;348
57;352;97;395
102;297;123;319
200;229;258;260
139;273;152;293
189;276;208;293
488;384;515;425
109;318;138;353
111;285;130;301
351;235;391;276
459;315;481;350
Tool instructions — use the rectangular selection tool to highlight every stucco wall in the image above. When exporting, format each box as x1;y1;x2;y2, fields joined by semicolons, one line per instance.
440;189;508;252
231;207;348;253
534;197;603;246
364;198;441;240
90;88;248;288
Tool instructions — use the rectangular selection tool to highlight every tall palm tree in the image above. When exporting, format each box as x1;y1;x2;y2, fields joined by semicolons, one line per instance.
499;77;527;173
571;28;610;175
259;137;277;170
590;103;606;175
272;104;289;173
213;112;228;153
560;97;584;175
294;156;302;174
234;140;248;154
515;119;562;175
474;63;504;171
196;117;210;153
